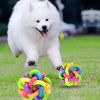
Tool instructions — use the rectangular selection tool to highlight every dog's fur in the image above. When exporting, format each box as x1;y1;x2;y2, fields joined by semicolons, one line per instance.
7;0;63;68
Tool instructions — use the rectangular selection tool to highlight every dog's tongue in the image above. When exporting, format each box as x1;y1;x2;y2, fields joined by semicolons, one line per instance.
42;32;48;38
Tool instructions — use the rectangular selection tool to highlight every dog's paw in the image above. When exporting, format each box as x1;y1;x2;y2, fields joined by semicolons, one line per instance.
24;60;37;68
28;61;36;66
56;66;62;70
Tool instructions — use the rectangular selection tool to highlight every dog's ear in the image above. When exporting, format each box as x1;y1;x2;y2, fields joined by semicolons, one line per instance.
45;0;50;8
39;0;49;7
38;0;48;3
34;0;48;3
29;4;33;12
38;0;48;1
36;0;49;7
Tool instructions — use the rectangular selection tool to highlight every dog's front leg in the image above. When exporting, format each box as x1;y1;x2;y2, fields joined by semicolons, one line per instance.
47;46;63;69
24;48;39;68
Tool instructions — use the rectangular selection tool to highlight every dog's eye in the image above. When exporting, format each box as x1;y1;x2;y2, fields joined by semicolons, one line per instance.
36;20;40;23
46;19;49;21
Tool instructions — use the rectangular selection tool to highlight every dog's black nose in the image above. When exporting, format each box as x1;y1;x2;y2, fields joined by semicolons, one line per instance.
42;25;47;30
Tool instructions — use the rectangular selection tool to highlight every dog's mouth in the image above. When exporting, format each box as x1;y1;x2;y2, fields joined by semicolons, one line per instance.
36;28;48;38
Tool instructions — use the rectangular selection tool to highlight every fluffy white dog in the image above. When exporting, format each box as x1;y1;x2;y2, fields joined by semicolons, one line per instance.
7;0;63;68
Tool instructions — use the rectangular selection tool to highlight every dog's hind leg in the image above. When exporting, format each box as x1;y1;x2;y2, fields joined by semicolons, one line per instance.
8;37;21;57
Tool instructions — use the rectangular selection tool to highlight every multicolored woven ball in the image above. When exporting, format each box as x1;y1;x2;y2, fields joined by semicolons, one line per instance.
59;63;82;86
18;70;52;100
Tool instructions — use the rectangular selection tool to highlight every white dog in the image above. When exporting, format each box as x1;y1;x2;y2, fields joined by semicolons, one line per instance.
7;0;63;68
